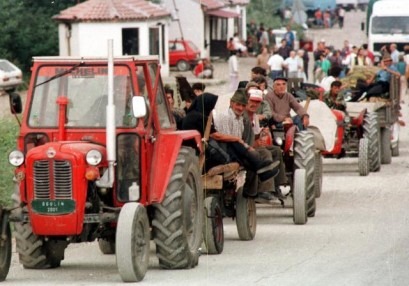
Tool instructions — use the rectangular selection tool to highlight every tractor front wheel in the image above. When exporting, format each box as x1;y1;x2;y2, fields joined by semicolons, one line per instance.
236;187;257;241
12;186;67;269
293;169;307;225
358;138;370;176
203;196;224;254
0;207;11;282
116;202;150;282
364;113;381;172
152;147;203;269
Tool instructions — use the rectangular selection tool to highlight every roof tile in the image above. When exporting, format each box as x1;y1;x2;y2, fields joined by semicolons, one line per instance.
53;0;170;22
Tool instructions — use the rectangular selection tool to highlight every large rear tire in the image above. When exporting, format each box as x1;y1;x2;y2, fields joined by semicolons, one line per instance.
235;187;257;241
203;196;224;254
293;169;307;225
380;127;392;164
152;147;203;269
12;186;67;269
294;131;316;218
0;207;11;282
358;138;370;176
364;113;381;172
116;203;150;283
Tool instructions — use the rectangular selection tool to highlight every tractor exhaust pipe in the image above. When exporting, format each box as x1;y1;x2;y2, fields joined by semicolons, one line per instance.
97;39;116;188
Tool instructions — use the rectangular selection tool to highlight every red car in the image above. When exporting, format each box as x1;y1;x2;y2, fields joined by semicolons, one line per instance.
169;39;200;71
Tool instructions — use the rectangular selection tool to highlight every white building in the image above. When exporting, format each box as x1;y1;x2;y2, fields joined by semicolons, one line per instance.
53;0;172;76
161;0;249;59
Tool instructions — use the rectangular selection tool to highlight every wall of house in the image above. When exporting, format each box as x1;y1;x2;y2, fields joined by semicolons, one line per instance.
57;21;170;76
163;0;205;58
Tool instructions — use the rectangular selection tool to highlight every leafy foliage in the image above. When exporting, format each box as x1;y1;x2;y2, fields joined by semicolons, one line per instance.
0;118;19;206
0;0;82;74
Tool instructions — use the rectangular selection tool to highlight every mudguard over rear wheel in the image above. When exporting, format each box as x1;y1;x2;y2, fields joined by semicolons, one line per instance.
203;196;224;254
116;202;150;282
358;138;370;176
293;169;307;225
152;147;203;269
236;187;257;240
12;187;68;269
0;207;11;282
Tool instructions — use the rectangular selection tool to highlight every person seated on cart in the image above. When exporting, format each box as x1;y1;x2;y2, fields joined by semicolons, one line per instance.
213;89;280;200
265;77;310;130
243;87;288;202
181;92;279;192
323;80;346;112
357;55;400;101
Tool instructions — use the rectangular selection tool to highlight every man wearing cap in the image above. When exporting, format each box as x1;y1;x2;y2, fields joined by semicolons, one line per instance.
214;88;279;198
265;77;309;129
243;87;287;202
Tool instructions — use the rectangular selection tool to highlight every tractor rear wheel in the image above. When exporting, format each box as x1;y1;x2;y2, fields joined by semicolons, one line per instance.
236;187;257;241
0;207;11;282
152;147;203;269
380;127;392;164
358;138;370;176
294;131;316;218
116;202;150;282
98;238;115;255
364;113;381;172
12;186;68;269
203;196;224;254
293;169;307;225
314;151;323;198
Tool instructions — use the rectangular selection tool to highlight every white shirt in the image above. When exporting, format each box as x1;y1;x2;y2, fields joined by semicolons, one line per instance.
284;57;300;73
267;54;284;71
320;76;336;92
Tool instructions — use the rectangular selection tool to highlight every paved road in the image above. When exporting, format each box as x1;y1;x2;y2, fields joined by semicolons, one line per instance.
5;9;409;286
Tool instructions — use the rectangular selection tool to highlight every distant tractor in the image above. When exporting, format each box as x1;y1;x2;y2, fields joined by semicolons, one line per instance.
2;44;204;282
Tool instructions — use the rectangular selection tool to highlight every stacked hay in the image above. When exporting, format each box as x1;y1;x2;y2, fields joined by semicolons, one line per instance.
340;66;380;89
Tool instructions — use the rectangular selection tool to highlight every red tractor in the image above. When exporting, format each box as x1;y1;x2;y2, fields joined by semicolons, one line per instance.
2;49;204;282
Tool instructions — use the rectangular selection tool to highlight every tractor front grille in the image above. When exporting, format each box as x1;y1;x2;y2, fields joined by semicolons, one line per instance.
33;160;72;199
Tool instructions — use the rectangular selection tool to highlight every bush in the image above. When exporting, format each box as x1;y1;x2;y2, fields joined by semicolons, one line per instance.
0;118;19;206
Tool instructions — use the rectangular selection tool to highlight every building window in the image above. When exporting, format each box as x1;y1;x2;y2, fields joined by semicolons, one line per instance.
149;27;160;56
122;28;139;55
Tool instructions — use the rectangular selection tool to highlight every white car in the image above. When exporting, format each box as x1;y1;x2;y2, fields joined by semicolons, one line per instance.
0;59;23;91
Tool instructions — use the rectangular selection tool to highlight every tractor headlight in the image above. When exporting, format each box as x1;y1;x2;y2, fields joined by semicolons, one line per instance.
275;137;283;146
9;150;24;167
344;116;351;125
86;150;102;166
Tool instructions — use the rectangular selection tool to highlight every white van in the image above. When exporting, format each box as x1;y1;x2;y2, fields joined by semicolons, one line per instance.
368;0;409;62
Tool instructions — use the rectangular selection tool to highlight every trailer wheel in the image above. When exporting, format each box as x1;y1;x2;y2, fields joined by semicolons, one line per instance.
98;238;115;255
294;131;316;218
152;147;203;269
12;186;67;269
203;196;224;254
116;203;150;282
236;187;257;241
293;169;307;225
380;127;392;164
364;113;381;172
0;207;11;282
358;138;370;176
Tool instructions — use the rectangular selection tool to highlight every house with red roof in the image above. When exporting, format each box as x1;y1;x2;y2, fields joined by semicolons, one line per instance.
53;0;172;75
162;0;249;59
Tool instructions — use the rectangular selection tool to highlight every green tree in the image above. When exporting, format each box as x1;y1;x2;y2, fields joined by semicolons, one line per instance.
0;0;82;74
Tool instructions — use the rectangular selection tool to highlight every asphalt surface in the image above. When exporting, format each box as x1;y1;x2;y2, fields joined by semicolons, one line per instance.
3;9;409;286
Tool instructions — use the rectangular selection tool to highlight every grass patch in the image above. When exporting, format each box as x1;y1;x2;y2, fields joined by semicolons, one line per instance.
0;118;19;206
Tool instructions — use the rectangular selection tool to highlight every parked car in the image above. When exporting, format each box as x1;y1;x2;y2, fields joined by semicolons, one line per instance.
169;39;200;71
0;59;23;91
